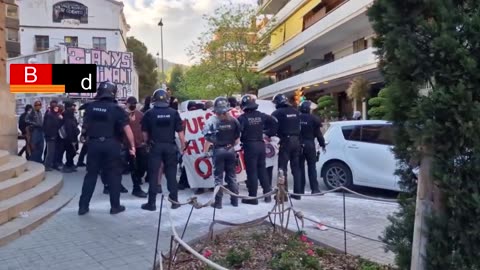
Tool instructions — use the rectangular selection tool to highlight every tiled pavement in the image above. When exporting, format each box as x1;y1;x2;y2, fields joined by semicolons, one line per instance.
0;168;398;270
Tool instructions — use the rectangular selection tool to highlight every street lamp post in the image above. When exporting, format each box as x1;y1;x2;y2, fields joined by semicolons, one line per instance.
158;18;165;82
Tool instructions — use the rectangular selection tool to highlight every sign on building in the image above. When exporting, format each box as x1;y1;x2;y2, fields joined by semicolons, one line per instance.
66;47;134;100
53;1;88;24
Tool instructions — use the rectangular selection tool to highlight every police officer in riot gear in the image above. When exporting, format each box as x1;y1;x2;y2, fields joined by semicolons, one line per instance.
238;95;277;204
202;97;241;209
78;82;136;215
272;94;302;200
299;100;326;194
141;89;186;211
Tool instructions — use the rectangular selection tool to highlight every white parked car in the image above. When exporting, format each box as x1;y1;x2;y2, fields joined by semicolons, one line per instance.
318;120;401;191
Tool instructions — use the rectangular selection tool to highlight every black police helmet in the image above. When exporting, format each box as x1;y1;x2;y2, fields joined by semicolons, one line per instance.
152;88;169;107
95;81;117;100
272;94;288;106
213;97;231;114
299;100;312;113
240;95;258;110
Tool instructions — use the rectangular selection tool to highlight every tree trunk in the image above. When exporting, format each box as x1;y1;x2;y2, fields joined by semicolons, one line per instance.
411;145;433;270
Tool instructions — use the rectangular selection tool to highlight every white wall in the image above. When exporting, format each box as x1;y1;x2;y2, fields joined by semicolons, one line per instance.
18;0;128;54
20;28;124;54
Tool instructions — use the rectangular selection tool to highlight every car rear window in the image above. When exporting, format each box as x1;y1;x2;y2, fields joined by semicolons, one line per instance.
342;124;393;145
342;125;361;141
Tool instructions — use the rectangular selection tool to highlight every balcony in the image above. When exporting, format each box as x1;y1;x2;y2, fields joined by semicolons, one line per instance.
258;0;291;15
258;47;378;99
258;0;374;72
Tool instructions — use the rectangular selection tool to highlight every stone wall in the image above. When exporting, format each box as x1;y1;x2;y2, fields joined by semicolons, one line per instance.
0;2;18;154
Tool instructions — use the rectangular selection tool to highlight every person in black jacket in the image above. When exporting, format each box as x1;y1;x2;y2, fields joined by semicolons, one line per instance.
141;96;151;113
272;94;302;200
62;103;80;173
26;101;45;163
43;100;62;171
18;104;33;159
299;101;326;194
55;104;65;169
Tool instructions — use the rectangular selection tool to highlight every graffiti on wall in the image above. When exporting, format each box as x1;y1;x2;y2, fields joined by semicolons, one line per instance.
66;47;133;99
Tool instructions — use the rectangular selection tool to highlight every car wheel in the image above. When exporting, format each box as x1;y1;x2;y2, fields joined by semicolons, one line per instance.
322;162;353;190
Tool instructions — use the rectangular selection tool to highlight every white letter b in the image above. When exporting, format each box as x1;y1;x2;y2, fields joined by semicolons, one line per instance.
25;67;37;83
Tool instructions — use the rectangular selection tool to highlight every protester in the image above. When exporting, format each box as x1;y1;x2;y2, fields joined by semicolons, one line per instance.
43;100;62;171
125;96;148;198
228;96;238;109
55;104;65;169
18;104;33;159
26;101;44;163
352;111;362;120
167;87;179;110
141;96;151;113
61;102;80;173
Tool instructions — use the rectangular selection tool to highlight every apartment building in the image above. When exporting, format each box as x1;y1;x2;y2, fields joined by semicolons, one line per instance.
5;0;20;58
257;0;384;118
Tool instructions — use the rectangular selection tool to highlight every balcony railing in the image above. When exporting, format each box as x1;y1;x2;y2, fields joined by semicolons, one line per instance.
258;47;378;98
258;0;374;71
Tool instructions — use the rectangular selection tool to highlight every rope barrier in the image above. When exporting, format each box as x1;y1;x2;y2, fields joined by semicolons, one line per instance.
164;198;229;270
155;178;398;269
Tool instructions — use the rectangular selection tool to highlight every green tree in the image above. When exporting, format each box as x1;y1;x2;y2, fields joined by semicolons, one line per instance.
367;88;389;120
177;62;239;100
126;37;158;99
168;65;185;93
188;2;274;94
369;1;480;269
316;95;337;121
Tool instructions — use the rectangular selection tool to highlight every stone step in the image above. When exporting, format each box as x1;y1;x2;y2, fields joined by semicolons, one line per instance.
0;156;28;183
0;194;73;247
0;162;45;201
0;172;63;225
0;151;9;166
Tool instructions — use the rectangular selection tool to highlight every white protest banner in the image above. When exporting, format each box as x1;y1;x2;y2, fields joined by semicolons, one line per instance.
179;100;278;188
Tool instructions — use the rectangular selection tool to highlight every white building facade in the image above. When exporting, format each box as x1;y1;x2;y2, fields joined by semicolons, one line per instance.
10;0;138;113
257;0;384;119
19;0;129;54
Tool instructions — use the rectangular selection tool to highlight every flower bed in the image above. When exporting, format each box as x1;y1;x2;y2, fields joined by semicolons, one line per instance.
163;225;395;270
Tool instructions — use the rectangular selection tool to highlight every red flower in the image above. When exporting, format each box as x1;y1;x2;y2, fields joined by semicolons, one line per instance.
300;235;308;242
203;249;213;258
308;241;314;247
306;249;315;256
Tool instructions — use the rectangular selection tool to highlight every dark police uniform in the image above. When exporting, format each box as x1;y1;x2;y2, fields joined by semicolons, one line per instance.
203;98;241;209
238;95;277;204
272;94;302;200
141;95;183;210
78;85;129;215
300;102;325;194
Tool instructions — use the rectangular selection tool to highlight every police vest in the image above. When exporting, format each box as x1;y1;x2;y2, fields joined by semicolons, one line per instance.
85;101;116;138
147;107;177;144
214;117;239;147
240;111;265;142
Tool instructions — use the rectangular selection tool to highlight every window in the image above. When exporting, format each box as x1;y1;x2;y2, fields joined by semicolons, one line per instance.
342;124;393;145
6;4;18;18
353;38;368;53
361;125;393;145
35;36;49;51
6;29;19;42
324;52;334;63
64;36;78;47
92;37;107;50
342;126;361;141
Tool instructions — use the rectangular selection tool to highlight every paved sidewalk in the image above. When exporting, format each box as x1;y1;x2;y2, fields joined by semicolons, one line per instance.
0;168;398;270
